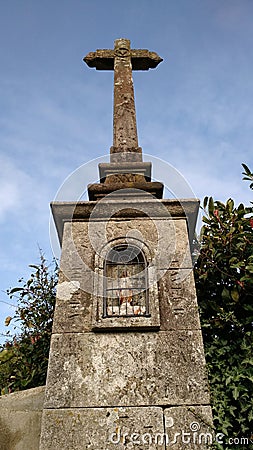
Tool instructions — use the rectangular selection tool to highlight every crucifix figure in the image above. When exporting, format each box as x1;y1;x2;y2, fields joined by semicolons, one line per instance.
84;39;162;160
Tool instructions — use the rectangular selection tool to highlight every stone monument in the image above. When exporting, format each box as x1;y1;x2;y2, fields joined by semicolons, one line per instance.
39;39;213;449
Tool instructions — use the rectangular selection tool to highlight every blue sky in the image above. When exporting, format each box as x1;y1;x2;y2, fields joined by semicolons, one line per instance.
0;0;253;340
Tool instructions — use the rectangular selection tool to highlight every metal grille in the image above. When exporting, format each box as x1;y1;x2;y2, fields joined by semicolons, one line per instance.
104;244;149;317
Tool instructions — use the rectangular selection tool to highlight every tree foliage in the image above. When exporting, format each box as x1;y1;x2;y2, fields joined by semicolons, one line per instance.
194;165;253;448
0;254;57;394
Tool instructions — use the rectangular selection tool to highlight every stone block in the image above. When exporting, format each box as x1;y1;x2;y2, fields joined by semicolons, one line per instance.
60;217;192;277
40;406;164;450
155;219;192;269
51;199;199;247
52;221;94;333
164;405;214;448
158;268;201;331
53;217;193;334
60;221;94;279
0;386;44;450
44;331;210;408
104;218;192;270
52;282;93;333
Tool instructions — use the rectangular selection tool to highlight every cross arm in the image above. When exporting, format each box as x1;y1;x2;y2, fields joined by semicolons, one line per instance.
131;50;163;70
84;50;115;70
83;49;163;71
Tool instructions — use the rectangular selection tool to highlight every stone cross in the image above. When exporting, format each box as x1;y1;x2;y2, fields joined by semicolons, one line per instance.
84;39;162;156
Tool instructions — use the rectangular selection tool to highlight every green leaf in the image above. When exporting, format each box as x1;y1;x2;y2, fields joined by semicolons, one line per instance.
248;409;253;422
242;163;251;175
232;386;239;400
9;287;23;294
226;198;234;213
203;196;209;209
0;349;9;361
208;197;214;215
225;376;232;386
221;288;230;300
245;264;253;273
231;288;239;302
202;216;210;224
4;316;12;326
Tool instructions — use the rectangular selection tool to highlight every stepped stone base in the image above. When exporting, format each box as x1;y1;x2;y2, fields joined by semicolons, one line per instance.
40;405;213;449
0;388;213;450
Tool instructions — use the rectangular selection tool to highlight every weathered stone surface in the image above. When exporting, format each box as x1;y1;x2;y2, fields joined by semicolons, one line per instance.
40;406;164;450
155;219;192;269
52;282;93;334
40;405;214;449
159;268;201;331
104;173;146;184
99;160;151;180
52;216;193;334
51;198;199;247
52;221;93;333
87;180;164;200
0;386;45;411
0;386;44;450
164;405;214;448
104;218;192;269
60;221;94;274
44;331;210;408
113;39;139;151
59;217;192;272
104;218;158;261
84;43;163;71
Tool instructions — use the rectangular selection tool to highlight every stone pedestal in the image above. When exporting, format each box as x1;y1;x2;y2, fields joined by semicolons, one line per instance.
39;198;213;449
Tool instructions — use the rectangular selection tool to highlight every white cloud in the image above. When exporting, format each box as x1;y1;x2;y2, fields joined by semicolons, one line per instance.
0;157;30;221
0;180;19;221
